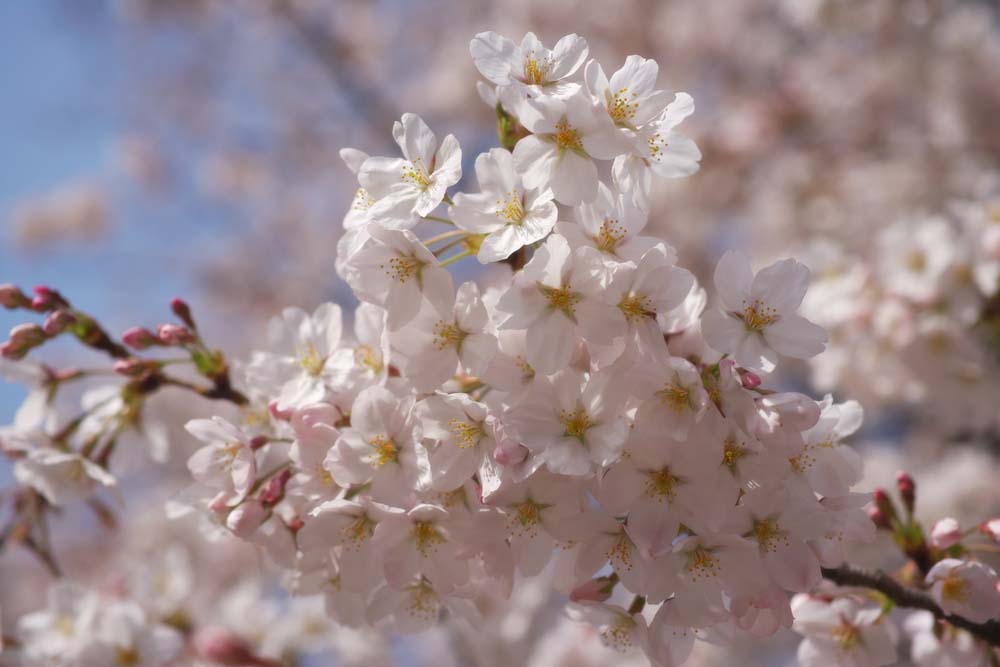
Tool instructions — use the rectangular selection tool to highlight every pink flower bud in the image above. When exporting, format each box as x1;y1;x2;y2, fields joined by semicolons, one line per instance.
193;626;259;665
113;359;159;376
122;326;159;349
0;284;28;309
896;471;915;513
268;400;293;422
9;323;46;347
980;519;1000;543
170;296;194;323
260;469;292;507
931;517;962;549
740;370;762;389
570;578;614;603
42;310;75;336
0;341;23;360
225;501;268;538
867;505;890;530
156;323;195;346
30;286;67;312
249;435;269;451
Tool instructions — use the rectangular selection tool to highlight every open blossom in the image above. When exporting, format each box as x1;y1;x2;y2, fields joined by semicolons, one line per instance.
343;224;453;331
14;448;119;507
925;558;1000;623
512;92;629;205
246;302;344;411
390;281;497;392
558;182;661;262
702;250;828;373
470;31;588;97
185;417;257;504
358;113;461;229
495;234;620;375
415;392;496;492
449;147;557;263
904;611;990;667
791;595;897;667
505;368;628;476
325;385;421;505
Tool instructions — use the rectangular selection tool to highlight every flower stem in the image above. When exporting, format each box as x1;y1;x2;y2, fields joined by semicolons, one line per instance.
439;250;473;268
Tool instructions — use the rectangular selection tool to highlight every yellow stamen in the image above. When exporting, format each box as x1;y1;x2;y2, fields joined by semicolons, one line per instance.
559;407;593;440
685;545;720;580
554;119;583;152
657;382;691;412
541;284;582;317
411;521;446;556
381;255;421;283
496;189;526;225
432;320;466;351
368;435;398;467
741;299;778;331
401;159;432;189
447;418;484;449
607;87;639;125
596;219;627;254
645;467;681;501
299;342;325;377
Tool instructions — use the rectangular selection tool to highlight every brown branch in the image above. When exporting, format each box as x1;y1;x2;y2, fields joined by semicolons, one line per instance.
822;564;1000;646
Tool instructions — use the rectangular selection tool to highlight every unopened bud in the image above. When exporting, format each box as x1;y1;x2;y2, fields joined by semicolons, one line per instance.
873;488;897;523
42;310;76;336
867;505;890;530
249;435;270;451
0;284;29;309
930;517;962;549
980;519;1000;543
170;297;196;329
157;323;195;346
10;323;46;347
570;578;615;603
30;285;67;312
896;471;916;514
122;326;160;350
193;626;259;665
739;369;762;389
259;469;292;507
113;359;159;377
226;500;268;538
268;400;293;422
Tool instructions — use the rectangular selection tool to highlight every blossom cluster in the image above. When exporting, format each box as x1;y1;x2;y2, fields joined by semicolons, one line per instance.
4;27;1000;667
799;202;1000;433
170;31;884;666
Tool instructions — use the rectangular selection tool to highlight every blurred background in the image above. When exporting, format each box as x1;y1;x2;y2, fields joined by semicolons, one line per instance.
2;1;1000;665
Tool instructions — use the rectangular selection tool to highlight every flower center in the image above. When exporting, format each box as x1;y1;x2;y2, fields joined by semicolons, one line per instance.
596;219;627;254
496;189;526;225
299;343;326;377
750;518;786;553
685;545;720;580
401;159;432;189
368;435;398;467
116;647;140;666
342;515;376;548
411;521;446;556
554;119;583;151
355;344;384;374
447;418;484;449
619;293;654;323
405;581;439;620
657;382;691;412
607;87;639;125
722;436;751;472
524;56;550;85
432;320;466;351
648;130;668;162
541;284;582;317
382;255;421;283
559;407;593;441
645;467;681;501
600;617;637;652
832;620;860;651
741;299;778;331
941;575;968;602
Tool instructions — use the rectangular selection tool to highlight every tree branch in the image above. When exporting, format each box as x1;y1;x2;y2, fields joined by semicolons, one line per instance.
822;564;1000;646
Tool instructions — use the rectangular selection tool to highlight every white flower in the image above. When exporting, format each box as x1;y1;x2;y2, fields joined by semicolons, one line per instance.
612;94;701;207
470;31;588;96
512;93;629;205
372;503;469;592
343;224;454;331
390;281;497;391
358;113;461;229
792;396;863;497
877;217;957;303
77;602;184;667
702;250;828;372
629;354;709;441
325;386;421;505
246;302;344;411
584;55;674;133
904;611;990;667
184;416;256;503
297;498;388;595
449;148;557;263
558;182;661;262
14;449;119;507
791;595;897;667
17;583;100;664
925;558;1000;623
415;392;495;492
505;369;628;476
566;602;649;656
495;234;621;375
